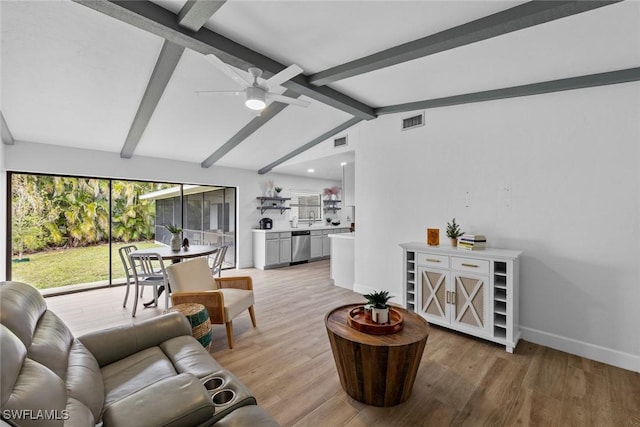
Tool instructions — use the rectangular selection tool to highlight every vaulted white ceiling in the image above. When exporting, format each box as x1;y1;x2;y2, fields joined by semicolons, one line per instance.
2;0;639;181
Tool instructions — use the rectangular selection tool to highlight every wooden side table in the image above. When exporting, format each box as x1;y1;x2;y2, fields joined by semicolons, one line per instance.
325;304;429;407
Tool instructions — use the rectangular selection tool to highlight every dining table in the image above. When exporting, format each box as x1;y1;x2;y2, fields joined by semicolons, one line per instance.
129;244;219;306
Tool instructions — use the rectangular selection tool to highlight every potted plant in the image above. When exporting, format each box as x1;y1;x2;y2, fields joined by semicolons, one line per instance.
325;217;332;224
165;224;182;252
323;186;340;200
446;218;464;247
363;290;393;324
274;186;283;197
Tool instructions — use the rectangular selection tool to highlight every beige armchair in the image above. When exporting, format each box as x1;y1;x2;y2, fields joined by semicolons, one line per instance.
166;257;256;349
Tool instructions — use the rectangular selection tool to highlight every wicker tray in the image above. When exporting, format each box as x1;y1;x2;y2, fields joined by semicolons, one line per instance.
347;306;404;335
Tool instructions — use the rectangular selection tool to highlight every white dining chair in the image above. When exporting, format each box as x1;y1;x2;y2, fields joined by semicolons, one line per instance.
128;252;170;317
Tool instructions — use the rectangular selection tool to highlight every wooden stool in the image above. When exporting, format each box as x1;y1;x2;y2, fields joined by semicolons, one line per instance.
169;303;212;349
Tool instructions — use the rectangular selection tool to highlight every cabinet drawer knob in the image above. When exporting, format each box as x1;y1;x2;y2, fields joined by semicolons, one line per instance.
426;258;440;263
461;263;478;268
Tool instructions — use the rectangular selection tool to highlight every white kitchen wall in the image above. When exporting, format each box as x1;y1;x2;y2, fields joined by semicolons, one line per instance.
1;141;339;271
355;82;640;372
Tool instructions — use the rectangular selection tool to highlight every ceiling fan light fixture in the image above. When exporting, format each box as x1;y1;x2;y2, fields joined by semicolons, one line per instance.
245;86;266;111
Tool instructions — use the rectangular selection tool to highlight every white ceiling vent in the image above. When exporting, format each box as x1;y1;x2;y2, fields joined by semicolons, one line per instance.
334;136;348;148
401;112;425;131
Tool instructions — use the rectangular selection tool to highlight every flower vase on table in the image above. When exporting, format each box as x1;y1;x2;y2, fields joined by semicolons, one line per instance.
170;234;181;252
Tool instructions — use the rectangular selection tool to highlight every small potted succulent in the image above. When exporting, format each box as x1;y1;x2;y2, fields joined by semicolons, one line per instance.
165;224;182;252
274;186;283;196
446;218;464;247
363;290;393;324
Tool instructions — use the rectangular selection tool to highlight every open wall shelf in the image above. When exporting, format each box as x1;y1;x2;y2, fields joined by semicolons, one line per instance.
257;197;291;214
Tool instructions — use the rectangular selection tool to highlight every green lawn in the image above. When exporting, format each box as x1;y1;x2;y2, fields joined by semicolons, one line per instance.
11;241;162;289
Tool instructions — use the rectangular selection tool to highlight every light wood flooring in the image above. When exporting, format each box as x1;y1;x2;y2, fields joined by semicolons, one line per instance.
45;260;640;426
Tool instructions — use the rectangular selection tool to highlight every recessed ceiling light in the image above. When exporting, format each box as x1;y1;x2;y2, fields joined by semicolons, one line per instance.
307;169;315;173
340;162;347;166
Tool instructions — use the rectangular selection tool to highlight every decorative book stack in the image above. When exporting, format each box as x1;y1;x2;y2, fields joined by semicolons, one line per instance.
458;234;486;250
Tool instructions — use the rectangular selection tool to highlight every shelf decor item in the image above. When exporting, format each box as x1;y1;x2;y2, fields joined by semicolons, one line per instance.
363;290;393;324
427;228;439;246
274;186;283;196
446;218;464;247
323;185;340;200
165;224;182;252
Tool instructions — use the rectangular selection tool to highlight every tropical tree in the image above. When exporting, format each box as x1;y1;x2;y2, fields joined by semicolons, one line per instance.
11;175;59;256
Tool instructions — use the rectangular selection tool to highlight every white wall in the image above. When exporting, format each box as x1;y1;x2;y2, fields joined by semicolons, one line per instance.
2;141;339;271
355;82;640;372
0;141;6;281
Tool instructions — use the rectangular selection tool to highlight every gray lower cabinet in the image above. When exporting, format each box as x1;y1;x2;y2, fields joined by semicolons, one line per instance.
253;228;350;269
279;233;292;263
310;230;323;259
254;231;291;269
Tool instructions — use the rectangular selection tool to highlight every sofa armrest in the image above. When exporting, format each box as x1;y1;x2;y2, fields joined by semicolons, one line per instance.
215;276;253;291
102;373;214;427
79;312;191;367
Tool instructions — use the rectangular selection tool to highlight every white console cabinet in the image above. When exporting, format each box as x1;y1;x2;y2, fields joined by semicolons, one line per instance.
400;242;521;353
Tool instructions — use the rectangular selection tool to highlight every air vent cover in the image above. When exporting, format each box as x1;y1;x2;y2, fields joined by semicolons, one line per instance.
334;136;348;148
401;112;425;131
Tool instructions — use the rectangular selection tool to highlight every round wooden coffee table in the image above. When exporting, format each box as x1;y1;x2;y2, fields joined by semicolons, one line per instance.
325;304;429;407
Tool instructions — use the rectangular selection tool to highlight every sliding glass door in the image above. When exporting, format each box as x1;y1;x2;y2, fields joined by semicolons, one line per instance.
8;173;237;292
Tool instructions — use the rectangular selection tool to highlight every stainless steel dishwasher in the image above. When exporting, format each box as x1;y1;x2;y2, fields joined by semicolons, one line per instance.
291;230;311;263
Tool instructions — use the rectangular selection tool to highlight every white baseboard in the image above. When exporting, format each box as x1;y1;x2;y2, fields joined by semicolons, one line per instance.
520;326;640;373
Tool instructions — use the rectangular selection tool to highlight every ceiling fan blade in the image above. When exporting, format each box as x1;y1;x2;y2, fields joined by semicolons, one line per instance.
195;90;244;95
263;64;304;89
203;54;252;88
266;93;310;108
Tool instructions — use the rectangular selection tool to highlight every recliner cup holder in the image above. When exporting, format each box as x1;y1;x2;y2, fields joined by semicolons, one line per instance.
203;377;224;391
212;389;236;406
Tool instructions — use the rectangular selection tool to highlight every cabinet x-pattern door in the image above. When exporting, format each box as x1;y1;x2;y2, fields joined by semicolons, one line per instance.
418;267;448;323
451;274;489;335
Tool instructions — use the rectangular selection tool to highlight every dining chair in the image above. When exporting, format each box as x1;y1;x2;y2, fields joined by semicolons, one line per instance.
128;252;170;317
210;244;230;277
166;257;256;349
118;244;138;308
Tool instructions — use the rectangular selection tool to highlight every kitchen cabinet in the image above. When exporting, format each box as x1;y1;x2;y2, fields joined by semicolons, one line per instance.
310;230;323;259
254;231;291;269
322;230;331;257
400;242;521;353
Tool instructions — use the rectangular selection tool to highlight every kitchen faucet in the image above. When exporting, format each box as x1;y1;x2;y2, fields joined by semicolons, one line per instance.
308;210;316;227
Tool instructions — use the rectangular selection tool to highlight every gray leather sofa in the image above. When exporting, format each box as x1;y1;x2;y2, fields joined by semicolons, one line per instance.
0;281;279;427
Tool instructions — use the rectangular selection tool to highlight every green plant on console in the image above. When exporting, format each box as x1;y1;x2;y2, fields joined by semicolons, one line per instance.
363;290;393;309
446;218;464;239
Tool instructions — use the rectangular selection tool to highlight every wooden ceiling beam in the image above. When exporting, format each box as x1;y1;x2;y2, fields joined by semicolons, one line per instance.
258;117;362;175
201;90;301;168
73;0;376;120
375;67;640;115
177;1;226;32
309;1;623;86
120;40;184;158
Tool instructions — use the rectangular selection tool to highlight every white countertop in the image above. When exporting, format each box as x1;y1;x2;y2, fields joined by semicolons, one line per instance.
329;232;355;240
252;225;349;233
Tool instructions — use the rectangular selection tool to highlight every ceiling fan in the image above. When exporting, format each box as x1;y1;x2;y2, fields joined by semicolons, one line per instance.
199;54;310;112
